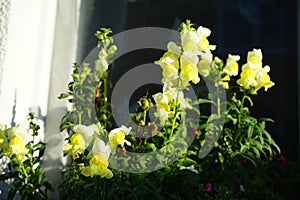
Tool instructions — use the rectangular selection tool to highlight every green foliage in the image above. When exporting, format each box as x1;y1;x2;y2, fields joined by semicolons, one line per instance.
0;113;53;200
58;21;299;199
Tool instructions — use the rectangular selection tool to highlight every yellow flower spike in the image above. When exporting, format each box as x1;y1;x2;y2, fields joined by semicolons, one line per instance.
108;125;132;147
223;54;240;76
238;49;275;93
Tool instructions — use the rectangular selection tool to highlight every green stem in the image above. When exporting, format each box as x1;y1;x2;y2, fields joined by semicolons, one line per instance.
78;111;82;124
143;110;147;125
20;162;29;184
169;78;181;140
238;94;247;129
143;110;147;145
102;72;109;128
170;112;180;139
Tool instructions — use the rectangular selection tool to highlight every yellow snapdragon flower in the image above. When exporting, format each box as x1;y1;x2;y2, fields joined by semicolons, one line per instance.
180;52;200;87
108;125;131;147
155;52;179;84
237;49;275;93
6;125;27;142
181;25;215;53
63;132;86;155
181;29;200;52
167;41;182;56
197;26;216;52
7;135;28;161
237;67;257;89
252;66;275;94
92;137;111;159
218;75;230;89
180;63;200;87
223;54;240;76
81;154;113;178
152;92;170;124
197;59;211;77
63;124;98;155
247;48;263;69
2;125;29;160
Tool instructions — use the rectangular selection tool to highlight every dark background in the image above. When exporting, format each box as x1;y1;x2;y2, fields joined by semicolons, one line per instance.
78;0;299;161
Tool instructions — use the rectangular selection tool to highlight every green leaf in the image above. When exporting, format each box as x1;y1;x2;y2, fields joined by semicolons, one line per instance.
252;146;260;158
225;114;237;124
244;95;253;107
148;143;157;151
58;93;72;99
198;98;215;106
247;125;254;139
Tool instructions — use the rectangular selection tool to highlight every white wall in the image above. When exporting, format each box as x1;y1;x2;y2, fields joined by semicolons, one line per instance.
0;0;81;198
0;0;57;127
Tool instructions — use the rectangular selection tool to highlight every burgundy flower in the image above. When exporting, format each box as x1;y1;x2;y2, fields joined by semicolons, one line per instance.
202;183;212;193
239;156;247;163
280;155;287;165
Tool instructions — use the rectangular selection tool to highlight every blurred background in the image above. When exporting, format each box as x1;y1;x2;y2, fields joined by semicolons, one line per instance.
0;0;298;198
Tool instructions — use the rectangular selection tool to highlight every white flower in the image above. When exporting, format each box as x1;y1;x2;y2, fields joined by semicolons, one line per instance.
92;137;111;159
73;124;99;146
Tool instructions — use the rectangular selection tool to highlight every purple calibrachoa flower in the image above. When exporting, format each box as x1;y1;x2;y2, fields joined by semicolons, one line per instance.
202;183;212;193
